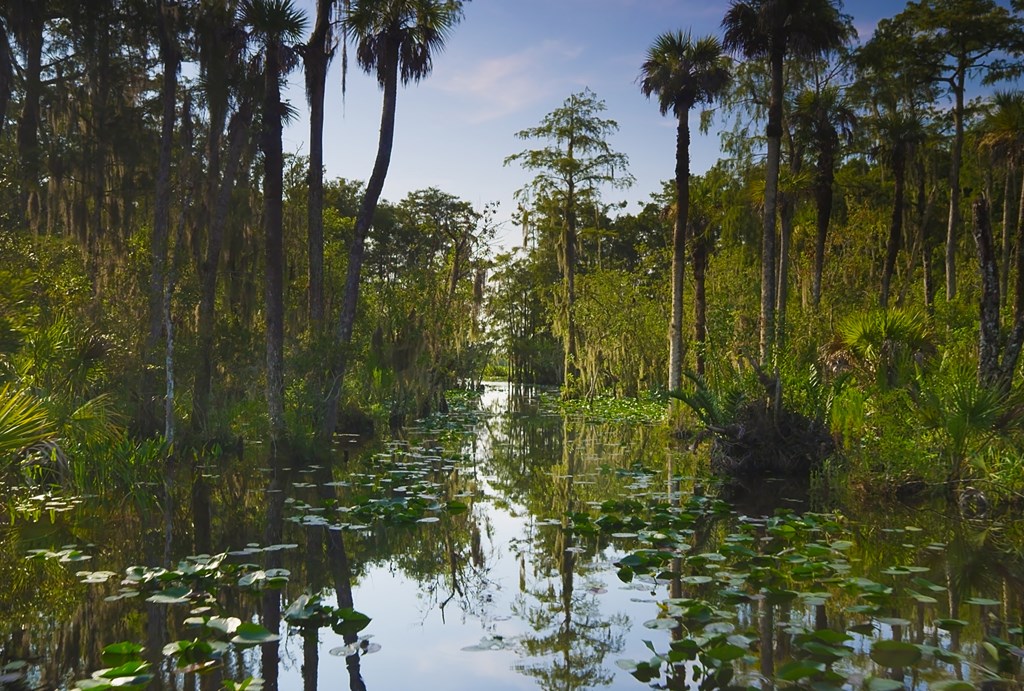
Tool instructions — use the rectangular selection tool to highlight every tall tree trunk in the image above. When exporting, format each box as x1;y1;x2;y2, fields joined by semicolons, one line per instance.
305;0;333;324
974;198;1001;385
0;19;13;139
812;144;835;308
321;46;399;444
693;225;708;379
760;49;783;366
881;148;905;308
16;6;44;234
263;46;286;440
776;190;794;353
945;74;965;300
1000;162;1016;308
916;158;937;311
668;114;689;391
563;181;578;388
147;0;179;436
191;103;252;433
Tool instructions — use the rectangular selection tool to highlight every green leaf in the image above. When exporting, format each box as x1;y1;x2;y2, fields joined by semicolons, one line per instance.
865;679;905;691
869;640;921;667
965;597;1001;606
101;643;143;656
145;587;190;604
775;660;825;681
230;623;280;646
704;643;746;661
930;681;975;690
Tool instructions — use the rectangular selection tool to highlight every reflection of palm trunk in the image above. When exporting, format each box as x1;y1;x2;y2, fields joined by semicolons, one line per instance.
262;456;288;691
317;466;367;691
303;628;319;691
328;530;367;691
759;599;774;689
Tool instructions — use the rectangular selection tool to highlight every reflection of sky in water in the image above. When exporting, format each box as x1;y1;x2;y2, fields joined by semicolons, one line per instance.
270;381;669;690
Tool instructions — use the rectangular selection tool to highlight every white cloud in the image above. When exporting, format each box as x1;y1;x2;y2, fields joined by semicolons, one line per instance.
434;40;584;123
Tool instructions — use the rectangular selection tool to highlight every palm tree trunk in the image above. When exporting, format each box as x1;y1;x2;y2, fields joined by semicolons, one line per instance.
881;148;905;308
305;0;333;324
693;228;708;379
945;75;965;300
0;19;13;139
974;198;1000;385
1000;162;1016;308
191;103;252;433
147;2;179;436
668;114;689;391
813;146;835;308
322;47;399;443
777;190;794;353
263;46;286;440
760;50;783;367
16;6;44;235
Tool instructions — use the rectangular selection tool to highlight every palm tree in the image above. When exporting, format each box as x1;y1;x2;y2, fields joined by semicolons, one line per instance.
242;0;307;441
145;0;182;435
303;0;337;324
790;85;857;308
191;3;254;435
322;0;465;442
722;0;850;365
639;30;731;394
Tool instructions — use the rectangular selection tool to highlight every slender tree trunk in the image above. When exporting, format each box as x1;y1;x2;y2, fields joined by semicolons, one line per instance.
668;114;689;391
563;181;578;389
191;103;252;433
693;225;708;379
0;20;13;139
916;158;937;312
1001;162;1016;308
16;7;44;234
760;50;783;366
263;46;286;440
881;148;905;308
812;145;834;308
945;75;965;300
148;2;179;436
305;0;333;324
321;47;399;443
776;190;794;353
974;198;1001;385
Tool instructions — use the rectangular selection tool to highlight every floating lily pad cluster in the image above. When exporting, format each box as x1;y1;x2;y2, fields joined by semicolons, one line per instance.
584;486;1024;689
283;444;474;527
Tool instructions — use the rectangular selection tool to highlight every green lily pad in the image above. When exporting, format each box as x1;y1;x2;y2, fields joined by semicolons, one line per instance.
230;623;280;646
775;660;825;681
870;640;921;667
965;597;1001;606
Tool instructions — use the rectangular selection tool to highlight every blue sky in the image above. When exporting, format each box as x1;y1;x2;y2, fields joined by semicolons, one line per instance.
278;1;928;248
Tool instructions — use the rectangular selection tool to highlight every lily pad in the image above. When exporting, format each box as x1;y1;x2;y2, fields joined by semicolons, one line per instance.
230;623;280;646
870;640;921;667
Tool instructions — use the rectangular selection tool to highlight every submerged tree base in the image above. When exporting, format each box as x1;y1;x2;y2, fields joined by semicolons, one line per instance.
708;401;835;477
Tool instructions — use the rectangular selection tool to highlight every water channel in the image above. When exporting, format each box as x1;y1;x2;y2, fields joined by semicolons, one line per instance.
2;382;1023;690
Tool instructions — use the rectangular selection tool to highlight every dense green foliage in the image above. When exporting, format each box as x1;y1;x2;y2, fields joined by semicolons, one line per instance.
2;0;1024;503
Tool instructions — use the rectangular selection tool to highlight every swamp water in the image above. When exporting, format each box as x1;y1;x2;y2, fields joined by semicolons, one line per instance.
2;382;1024;690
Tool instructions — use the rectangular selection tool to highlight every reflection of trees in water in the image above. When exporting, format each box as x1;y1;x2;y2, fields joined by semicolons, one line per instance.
511;420;629;690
